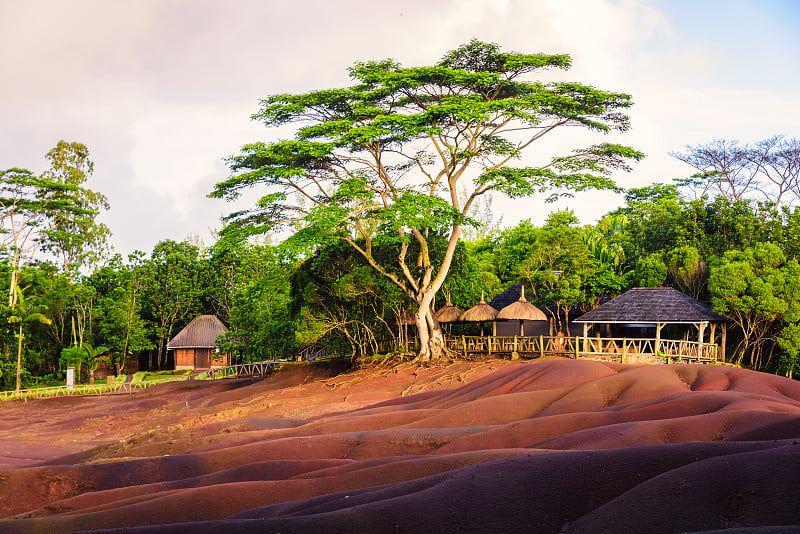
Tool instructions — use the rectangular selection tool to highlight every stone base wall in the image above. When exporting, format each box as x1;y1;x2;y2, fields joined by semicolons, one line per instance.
581;354;666;365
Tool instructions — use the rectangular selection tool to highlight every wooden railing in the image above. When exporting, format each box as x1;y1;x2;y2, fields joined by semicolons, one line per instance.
445;335;719;363
202;360;282;380
0;376;187;402
296;345;327;361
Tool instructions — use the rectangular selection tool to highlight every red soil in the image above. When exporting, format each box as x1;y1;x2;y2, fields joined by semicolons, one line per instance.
1;358;800;533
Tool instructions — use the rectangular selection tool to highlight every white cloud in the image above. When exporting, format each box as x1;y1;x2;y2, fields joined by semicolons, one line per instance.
2;0;799;257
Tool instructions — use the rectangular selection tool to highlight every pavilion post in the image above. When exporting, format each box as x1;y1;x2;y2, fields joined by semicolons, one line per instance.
583;323;589;357
720;323;727;361
655;323;663;356
697;322;706;359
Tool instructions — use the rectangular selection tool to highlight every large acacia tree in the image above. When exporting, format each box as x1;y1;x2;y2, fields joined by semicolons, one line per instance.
212;40;642;361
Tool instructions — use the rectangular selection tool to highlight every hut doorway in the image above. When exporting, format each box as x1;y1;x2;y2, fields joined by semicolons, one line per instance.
195;348;211;369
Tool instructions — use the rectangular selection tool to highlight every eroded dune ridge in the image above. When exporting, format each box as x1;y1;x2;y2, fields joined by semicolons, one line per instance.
2;359;800;533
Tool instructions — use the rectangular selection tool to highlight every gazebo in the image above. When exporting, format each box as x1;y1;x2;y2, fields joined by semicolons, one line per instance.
434;295;463;324
496;285;547;336
167;315;231;370
575;287;728;361
459;291;498;336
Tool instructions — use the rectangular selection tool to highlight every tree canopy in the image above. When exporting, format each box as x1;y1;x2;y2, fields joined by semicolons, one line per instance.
211;39;642;360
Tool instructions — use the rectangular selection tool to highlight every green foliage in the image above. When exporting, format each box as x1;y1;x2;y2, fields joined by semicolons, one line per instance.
140;240;208;368
635;254;668;287
130;371;146;383
213;241;295;361
211;40;640;360
94;253;153;374
291;240;408;357
39;141;111;274
58;346;84;370
664;245;707;298
709;242;800;369
777;323;800;378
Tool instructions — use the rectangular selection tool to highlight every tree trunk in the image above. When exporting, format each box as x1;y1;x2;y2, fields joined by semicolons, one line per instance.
414;302;445;362
15;328;23;392
156;338;165;370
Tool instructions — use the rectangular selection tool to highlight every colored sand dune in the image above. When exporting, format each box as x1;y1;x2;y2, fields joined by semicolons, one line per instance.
1;359;800;533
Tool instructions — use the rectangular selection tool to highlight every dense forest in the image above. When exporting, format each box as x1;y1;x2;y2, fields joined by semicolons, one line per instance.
3;139;800;390
4;41;800;391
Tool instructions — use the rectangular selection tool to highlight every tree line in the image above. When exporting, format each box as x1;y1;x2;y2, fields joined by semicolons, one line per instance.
4;40;800;390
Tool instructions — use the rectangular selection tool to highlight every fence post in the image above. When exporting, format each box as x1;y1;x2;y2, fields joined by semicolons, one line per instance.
575;337;579;359
621;338;627;364
539;335;544;358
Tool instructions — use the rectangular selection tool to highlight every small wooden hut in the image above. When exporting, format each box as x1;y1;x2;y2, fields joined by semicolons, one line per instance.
167;315;231;370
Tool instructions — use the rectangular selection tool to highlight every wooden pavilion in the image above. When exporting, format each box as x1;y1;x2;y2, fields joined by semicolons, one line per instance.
459;291;498;336
433;295;463;325
574;287;728;362
167;315;231;370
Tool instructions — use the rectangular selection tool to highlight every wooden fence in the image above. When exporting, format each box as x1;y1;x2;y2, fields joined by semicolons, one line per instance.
202;360;281;380
445;335;719;363
0;377;187;402
0;360;282;401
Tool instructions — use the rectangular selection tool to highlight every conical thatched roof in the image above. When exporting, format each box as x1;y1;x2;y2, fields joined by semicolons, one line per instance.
167;315;228;349
434;303;463;323
459;292;498;322
496;286;547;321
575;287;726;324
433;294;463;323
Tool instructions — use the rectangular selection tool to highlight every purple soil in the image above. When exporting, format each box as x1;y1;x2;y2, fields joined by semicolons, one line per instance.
0;359;799;533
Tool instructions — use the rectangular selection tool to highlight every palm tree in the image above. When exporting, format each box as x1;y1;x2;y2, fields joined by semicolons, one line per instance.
82;344;110;384
8;283;51;391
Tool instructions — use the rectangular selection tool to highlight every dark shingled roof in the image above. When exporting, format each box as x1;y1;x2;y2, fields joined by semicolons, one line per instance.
489;283;526;311
575;287;726;324
167;315;228;349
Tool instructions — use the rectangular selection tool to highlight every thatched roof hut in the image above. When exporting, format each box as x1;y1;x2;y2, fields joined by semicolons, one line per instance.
496;285;547;336
459;293;498;322
434;296;463;324
459;292;498;336
496;286;547;321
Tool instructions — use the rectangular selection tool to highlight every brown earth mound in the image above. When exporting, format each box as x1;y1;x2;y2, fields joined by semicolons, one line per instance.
1;359;800;533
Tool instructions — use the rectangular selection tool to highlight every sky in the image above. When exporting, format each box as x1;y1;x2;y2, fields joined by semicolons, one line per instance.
1;0;799;258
